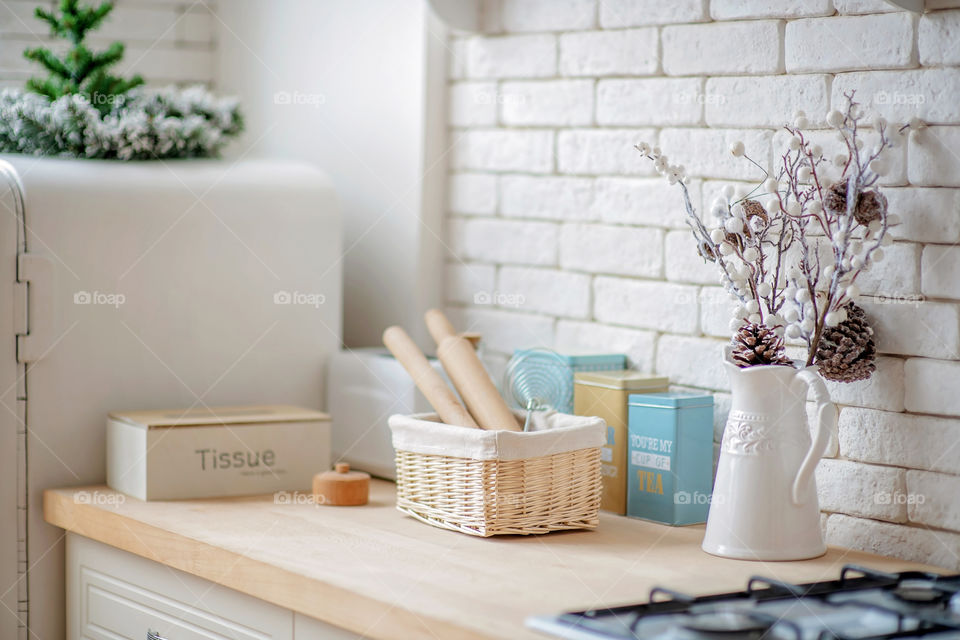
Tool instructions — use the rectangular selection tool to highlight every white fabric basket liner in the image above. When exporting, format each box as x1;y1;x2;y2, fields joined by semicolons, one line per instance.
388;410;606;461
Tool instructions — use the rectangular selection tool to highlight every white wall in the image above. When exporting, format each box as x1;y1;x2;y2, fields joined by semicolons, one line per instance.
444;0;960;569
213;0;449;349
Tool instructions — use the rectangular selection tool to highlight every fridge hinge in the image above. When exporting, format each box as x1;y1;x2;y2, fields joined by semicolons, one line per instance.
13;281;27;337
15;253;55;364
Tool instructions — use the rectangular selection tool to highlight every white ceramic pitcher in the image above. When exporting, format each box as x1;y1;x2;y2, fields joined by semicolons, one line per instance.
702;348;838;561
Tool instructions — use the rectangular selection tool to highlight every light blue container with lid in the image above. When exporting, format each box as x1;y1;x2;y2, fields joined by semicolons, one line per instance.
627;391;714;526
511;349;626;414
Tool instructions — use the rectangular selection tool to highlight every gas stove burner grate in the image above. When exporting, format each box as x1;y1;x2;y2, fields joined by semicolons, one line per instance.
893;581;955;605
526;565;960;640
678;611;773;637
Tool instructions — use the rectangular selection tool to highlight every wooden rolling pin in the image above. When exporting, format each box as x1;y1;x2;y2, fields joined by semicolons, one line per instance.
425;309;482;350
382;326;479;429
437;334;521;432
425;308;457;345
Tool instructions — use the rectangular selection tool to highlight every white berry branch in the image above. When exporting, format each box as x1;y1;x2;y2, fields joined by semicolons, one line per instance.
636;92;922;370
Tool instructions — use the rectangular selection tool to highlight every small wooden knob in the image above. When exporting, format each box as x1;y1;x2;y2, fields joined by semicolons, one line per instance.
313;463;370;506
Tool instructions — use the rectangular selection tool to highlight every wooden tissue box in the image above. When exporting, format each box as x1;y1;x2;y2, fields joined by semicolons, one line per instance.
107;405;330;500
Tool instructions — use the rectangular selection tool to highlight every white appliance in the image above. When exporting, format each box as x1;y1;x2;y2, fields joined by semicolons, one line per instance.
327;347;447;480
0;156;342;640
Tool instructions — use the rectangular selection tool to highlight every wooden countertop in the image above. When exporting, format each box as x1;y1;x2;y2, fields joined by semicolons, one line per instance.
45;481;941;640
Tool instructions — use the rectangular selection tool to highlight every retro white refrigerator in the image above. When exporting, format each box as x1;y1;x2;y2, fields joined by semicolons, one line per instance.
0;156;342;640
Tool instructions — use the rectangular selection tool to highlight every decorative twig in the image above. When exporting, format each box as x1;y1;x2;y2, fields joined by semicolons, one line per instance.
636;93;921;375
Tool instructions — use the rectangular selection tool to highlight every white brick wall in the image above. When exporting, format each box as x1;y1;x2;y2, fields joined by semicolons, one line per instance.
907;470;960;531
500;175;594;220
592;177;697;227
909;126;960;187
594;276;699;333
558;129;656;175
500;80;594;126
498;266;591;317
445;0;960;570
827;514;960;570
445;263;496;305
816;459;907;522
660;128;773;180
466;34;557;78
560;224;663;277
499;0;595;32
885;188;960;243
711;0;833;20
597;78;703;126
904;358;960;416
861;299;960;360
824;356;905;413
662;21;784;76
452;129;554;173
599;0;708;28
785;13;916;73
919;10;960;65
559;29;659;77
922;245;960;298
556;320;657;371
832;69;960;125
704;75;829;128
839;408;960;475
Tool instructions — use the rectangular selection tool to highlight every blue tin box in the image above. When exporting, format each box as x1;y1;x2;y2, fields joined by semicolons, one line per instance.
627;392;714;526
512;350;626;414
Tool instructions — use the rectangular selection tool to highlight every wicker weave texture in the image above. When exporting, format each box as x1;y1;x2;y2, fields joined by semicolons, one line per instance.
395;447;602;536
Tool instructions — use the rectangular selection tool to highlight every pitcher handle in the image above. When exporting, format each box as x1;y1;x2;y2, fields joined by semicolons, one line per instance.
791;369;838;506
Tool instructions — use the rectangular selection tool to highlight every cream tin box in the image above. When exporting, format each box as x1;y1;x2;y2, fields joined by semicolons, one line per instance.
107;405;331;500
574;372;669;515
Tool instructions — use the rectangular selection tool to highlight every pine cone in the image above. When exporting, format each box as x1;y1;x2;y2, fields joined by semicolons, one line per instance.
855;189;887;226
816;302;877;382
822;179;887;226
823;181;847;216
741;199;768;222
731;323;793;368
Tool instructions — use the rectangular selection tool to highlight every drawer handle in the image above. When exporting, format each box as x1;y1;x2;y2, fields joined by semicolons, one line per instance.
147;631;168;640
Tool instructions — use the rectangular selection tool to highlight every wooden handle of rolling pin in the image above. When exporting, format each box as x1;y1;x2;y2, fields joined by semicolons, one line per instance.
437;335;521;431
382;327;479;429
425;308;458;346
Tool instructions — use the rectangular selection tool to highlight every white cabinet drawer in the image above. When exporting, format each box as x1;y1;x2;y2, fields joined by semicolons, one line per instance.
67;533;293;640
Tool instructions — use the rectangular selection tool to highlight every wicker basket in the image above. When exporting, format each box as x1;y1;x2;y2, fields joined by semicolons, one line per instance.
388;410;605;536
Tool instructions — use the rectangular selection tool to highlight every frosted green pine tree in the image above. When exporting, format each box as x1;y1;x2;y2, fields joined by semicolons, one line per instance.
24;0;144;114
